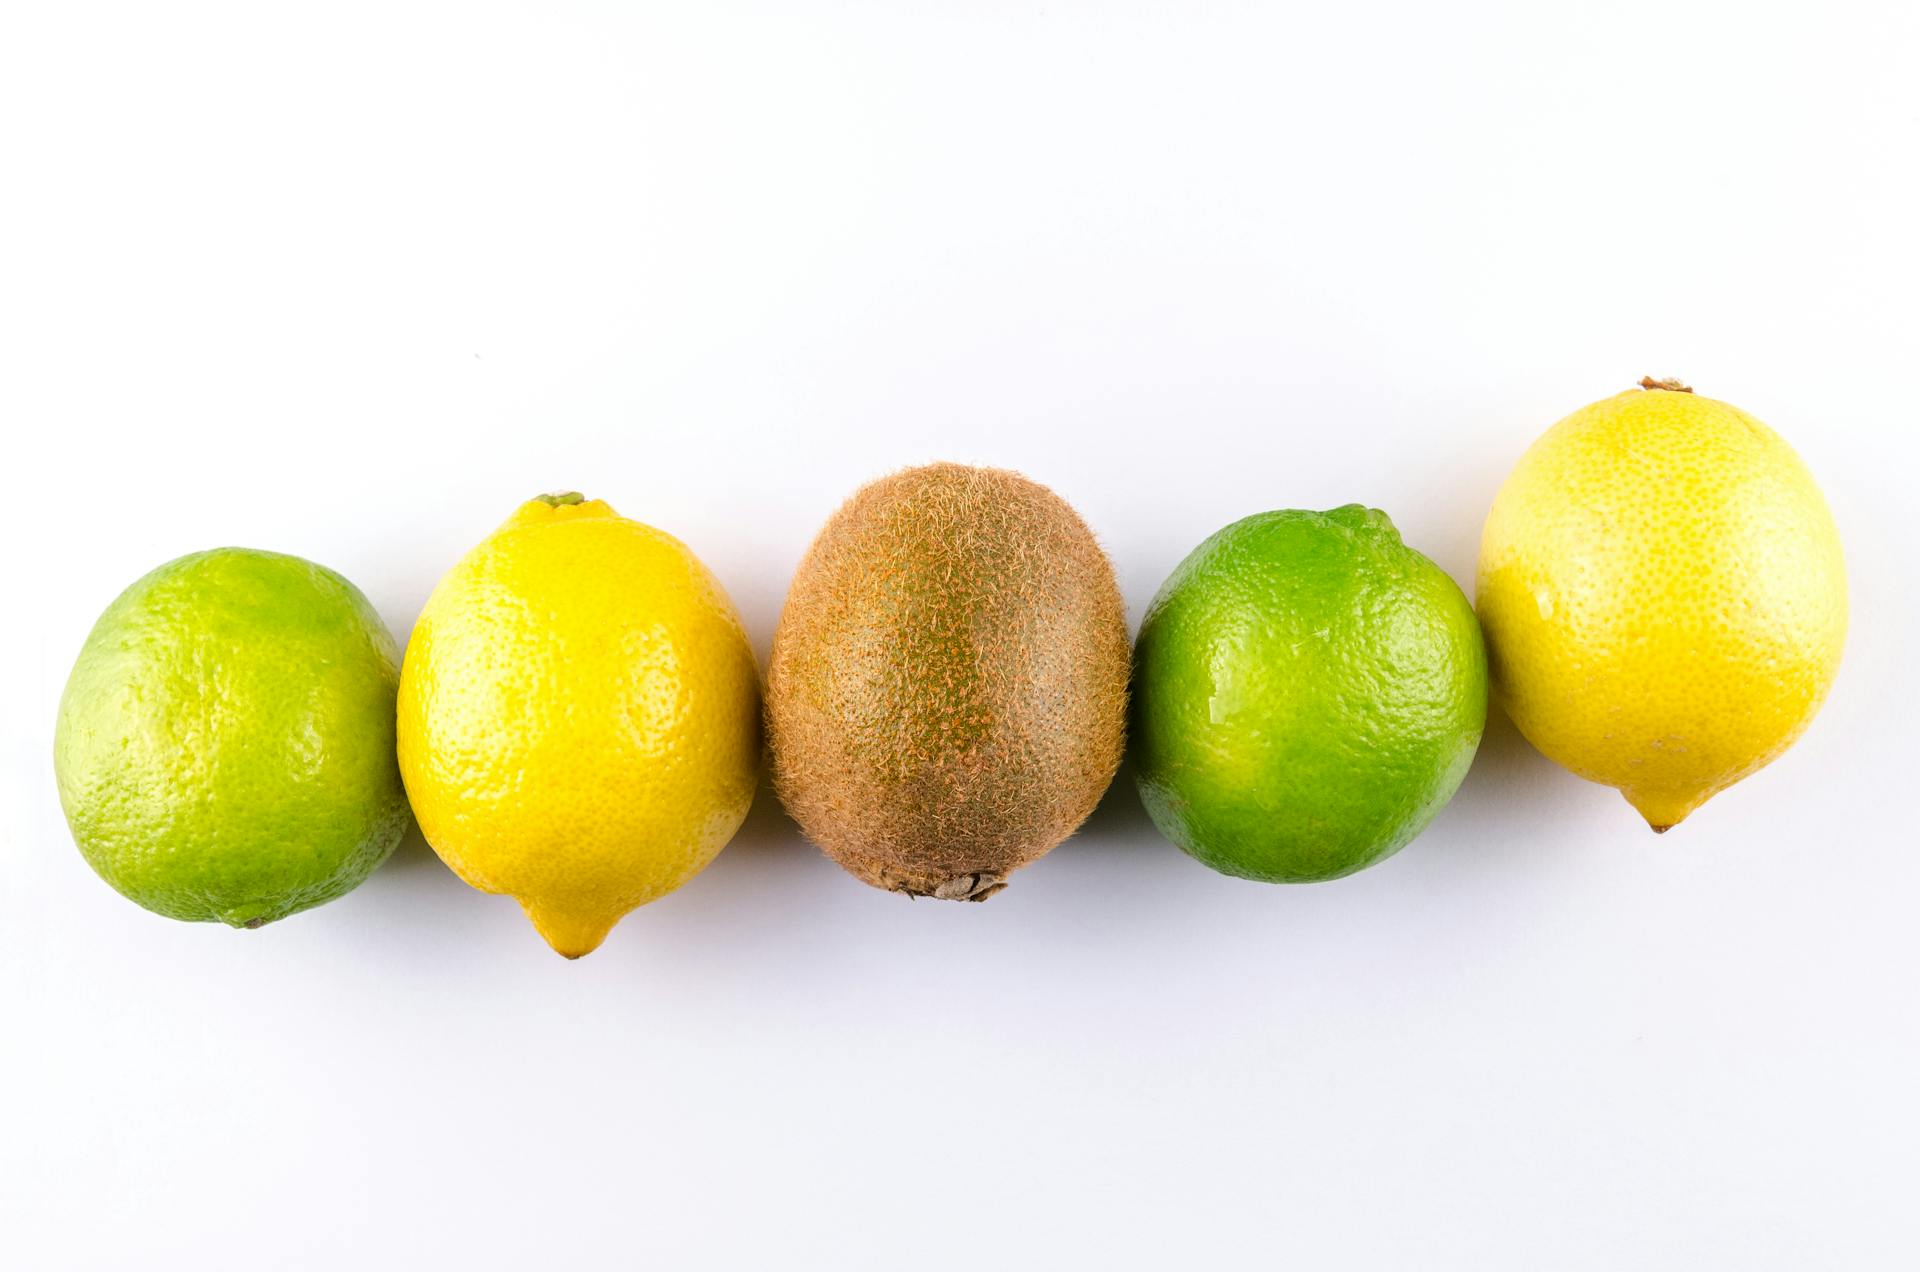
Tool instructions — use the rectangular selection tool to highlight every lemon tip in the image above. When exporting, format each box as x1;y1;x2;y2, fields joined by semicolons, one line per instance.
523;899;620;959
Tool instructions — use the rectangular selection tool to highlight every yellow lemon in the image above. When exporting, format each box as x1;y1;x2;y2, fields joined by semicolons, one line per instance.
1477;380;1846;831
397;493;760;957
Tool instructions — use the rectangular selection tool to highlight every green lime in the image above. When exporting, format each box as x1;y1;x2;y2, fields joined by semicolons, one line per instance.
1131;506;1487;882
54;548;410;927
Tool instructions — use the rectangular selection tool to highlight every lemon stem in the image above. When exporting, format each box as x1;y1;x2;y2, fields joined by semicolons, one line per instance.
534;491;586;507
1638;376;1693;393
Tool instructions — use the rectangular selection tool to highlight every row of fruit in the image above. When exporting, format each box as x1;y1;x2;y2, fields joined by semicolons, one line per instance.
53;380;1848;957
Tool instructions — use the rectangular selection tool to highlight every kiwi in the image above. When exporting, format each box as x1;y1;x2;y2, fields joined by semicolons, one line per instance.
767;463;1129;900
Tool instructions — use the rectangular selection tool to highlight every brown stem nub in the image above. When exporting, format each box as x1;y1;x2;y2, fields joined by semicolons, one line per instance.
913;872;1008;902
1638;377;1693;394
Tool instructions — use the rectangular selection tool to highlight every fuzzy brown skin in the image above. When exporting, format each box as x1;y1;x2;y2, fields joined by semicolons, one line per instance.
767;463;1130;899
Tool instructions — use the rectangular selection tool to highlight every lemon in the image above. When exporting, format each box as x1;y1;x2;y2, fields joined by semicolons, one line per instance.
397;493;760;957
1476;380;1846;831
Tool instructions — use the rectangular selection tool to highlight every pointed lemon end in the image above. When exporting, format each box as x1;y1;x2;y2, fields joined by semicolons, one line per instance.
521;901;619;959
1622;787;1710;835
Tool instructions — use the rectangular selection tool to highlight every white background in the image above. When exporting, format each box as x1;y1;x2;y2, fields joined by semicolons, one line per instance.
3;3;1916;1268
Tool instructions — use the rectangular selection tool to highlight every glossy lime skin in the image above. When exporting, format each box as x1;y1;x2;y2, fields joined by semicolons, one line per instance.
54;549;410;927
1131;507;1487;882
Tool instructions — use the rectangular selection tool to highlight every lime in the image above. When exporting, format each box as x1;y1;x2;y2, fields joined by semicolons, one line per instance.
54;548;410;927
1131;506;1487;882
